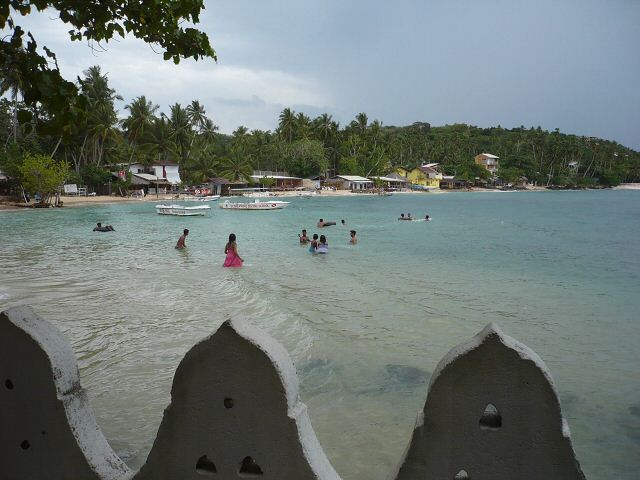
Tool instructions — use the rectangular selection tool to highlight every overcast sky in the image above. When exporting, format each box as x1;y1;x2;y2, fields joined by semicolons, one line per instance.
12;0;640;149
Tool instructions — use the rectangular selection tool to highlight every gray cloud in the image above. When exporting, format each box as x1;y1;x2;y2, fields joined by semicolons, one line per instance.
7;0;640;148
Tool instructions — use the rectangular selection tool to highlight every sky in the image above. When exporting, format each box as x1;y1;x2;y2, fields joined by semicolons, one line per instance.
8;0;640;149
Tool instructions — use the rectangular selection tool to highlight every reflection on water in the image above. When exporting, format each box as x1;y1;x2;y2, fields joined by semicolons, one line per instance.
1;191;639;479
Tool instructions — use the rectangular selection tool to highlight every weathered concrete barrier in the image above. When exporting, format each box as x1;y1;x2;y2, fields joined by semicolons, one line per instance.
390;323;586;480
0;307;586;480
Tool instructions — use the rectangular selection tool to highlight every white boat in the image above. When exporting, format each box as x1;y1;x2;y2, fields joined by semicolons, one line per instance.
219;199;290;210
155;204;211;216
242;191;278;198
296;191;318;197
184;195;220;202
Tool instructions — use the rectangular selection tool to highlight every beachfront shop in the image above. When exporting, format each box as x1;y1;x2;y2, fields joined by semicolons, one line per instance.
369;175;408;190
332;175;374;191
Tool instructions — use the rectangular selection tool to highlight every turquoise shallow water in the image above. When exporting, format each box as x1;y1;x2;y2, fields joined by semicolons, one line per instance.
1;190;639;478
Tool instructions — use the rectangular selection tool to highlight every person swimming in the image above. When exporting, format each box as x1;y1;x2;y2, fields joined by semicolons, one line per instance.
317;218;336;227
398;213;410;221
299;229;309;244
223;233;244;267
316;235;328;254
93;222;115;232
309;233;319;252
425;214;431;221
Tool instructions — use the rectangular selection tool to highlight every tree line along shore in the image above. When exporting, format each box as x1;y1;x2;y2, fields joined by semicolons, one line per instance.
1;66;639;207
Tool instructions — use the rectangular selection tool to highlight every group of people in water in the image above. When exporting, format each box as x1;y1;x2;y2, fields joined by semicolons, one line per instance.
298;218;357;254
398;213;431;221
97;208;426;269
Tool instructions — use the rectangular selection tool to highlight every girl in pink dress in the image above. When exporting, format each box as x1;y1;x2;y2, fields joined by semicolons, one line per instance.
223;233;244;267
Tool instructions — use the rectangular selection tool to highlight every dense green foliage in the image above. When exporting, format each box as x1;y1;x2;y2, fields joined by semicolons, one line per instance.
17;153;69;203
1;0;215;137
1;68;639;191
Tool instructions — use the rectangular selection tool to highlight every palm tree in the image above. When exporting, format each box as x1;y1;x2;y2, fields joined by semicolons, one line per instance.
220;149;253;182
122;96;159;164
354;112;368;133
188;155;218;184
0;47;26;144
295;112;311;140
199;117;219;154
142;117;178;164
80;66;123;165
165;103;191;164
278;108;296;143
231;126;250;152
313;113;334;143
186;100;208;132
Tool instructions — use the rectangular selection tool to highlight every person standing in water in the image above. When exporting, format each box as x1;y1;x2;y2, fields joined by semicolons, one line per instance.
309;233;319;252
316;235;329;253
299;229;309;244
223;233;244;267
349;230;357;244
175;228;189;249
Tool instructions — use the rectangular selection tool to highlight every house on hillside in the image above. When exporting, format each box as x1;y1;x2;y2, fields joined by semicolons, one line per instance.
396;163;443;189
331;175;373;191
474;153;499;175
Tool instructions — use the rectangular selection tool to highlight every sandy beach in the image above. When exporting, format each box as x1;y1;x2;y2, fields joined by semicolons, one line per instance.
0;185;557;211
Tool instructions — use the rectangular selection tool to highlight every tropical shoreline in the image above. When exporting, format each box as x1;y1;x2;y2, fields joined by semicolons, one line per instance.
2;184;637;212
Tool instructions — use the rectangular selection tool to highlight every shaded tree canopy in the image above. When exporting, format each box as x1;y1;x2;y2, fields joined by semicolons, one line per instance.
0;0;216;136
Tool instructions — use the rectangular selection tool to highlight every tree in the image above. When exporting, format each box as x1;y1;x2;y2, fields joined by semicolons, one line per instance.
1;0;216;136
122;96;159;164
18;153;69;205
278;108;296;143
219;150;253;182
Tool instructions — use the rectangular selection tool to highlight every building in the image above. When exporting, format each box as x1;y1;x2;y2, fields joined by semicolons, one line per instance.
474;153;499;175
331;175;373;191
439;176;469;190
125;162;181;185
396;163;443;189
369;174;408;190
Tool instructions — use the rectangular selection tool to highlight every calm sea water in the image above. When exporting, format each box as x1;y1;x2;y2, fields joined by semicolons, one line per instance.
1;191;639;479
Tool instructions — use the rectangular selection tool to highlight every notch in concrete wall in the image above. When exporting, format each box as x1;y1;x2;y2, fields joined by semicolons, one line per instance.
239;456;264;476
479;403;502;430
195;455;217;475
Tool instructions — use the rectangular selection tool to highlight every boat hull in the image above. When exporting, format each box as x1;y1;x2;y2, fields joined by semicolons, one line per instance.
155;204;210;216
219;200;289;210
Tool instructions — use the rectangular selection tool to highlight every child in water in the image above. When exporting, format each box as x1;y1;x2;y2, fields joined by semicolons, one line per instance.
299;229;309;244
349;230;357;244
309;234;319;252
223;233;244;267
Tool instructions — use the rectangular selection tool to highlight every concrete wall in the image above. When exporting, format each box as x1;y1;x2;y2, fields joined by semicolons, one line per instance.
0;307;586;480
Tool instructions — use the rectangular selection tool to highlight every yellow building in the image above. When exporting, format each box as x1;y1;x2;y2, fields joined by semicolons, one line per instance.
396;163;442;189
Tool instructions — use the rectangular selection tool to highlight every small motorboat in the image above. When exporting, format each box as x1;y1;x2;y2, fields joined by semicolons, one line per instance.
155;204;211;216
219;199;290;210
184;195;220;202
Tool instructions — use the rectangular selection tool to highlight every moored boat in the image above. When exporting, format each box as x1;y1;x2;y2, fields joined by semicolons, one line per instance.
155;204;211;216
184;195;220;202
219;199;290;210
